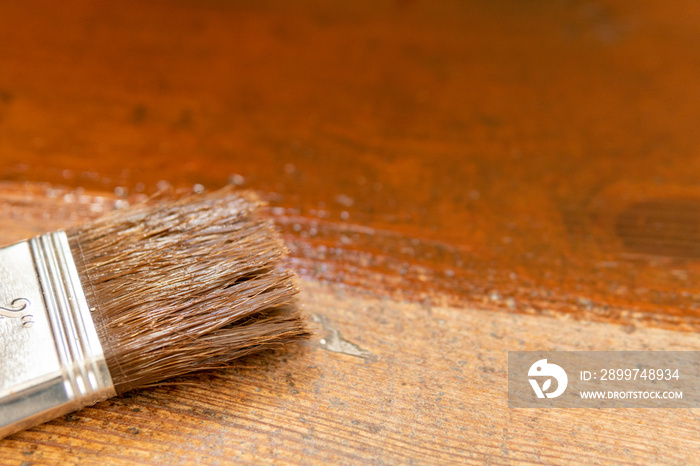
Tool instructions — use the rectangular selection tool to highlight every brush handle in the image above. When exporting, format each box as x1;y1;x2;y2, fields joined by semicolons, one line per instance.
0;232;115;439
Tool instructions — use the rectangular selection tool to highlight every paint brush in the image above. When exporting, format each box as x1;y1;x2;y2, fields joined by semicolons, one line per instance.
0;187;309;439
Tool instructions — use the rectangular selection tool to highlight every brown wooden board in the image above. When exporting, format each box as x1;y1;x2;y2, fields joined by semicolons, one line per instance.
0;1;699;463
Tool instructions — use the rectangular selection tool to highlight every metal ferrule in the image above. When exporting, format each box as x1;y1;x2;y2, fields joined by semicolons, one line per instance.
0;231;115;439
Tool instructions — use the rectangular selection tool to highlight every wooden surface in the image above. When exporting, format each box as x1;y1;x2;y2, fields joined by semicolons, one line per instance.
0;0;699;463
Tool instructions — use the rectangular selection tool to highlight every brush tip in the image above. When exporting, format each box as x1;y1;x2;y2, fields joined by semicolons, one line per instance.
68;187;309;393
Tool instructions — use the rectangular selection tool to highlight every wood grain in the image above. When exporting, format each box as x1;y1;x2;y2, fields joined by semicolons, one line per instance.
0;0;699;463
2;277;700;464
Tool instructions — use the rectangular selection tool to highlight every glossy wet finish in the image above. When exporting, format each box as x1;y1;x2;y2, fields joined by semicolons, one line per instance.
2;1;700;332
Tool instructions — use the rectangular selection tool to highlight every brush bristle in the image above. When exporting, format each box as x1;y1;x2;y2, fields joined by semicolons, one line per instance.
67;187;309;393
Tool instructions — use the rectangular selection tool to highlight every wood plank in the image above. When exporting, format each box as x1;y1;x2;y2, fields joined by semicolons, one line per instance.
2;279;699;464
0;0;699;463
